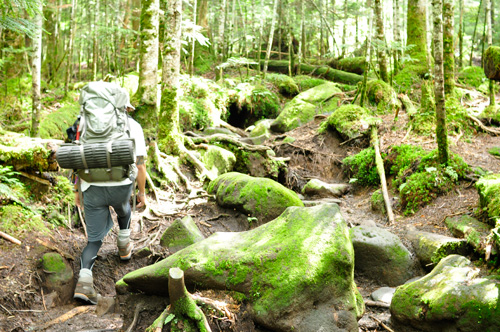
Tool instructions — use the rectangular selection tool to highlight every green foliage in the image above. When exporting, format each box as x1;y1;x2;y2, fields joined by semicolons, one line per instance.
39;102;80;140
387;144;425;180
0;205;50;237
342;148;381;186
0;0;42;37
229;83;280;124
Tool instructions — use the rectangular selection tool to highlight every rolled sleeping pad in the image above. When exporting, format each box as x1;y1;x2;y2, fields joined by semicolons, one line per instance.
56;139;135;169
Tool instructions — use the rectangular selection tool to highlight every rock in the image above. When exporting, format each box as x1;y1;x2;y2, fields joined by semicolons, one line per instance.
390;255;500;331
476;173;500;225
240;132;270;145
350;226;417;286
302;198;342;207
203;127;239;137
370;189;386;214
405;230;469;269
271;82;342;133
324;104;380;142
96;296;116;316
199;145;236;178
301;179;350;198
445;214;493;255
366;79;401;114
370;287;395;304
249;119;274;137
160;216;205;253
207;172;304;225
40;252;74;304
483;46;500;80
119;203;364;332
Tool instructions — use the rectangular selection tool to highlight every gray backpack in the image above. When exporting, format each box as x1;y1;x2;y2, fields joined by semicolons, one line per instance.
56;81;136;182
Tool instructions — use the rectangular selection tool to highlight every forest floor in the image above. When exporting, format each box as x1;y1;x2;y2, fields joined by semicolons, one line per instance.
1;91;500;332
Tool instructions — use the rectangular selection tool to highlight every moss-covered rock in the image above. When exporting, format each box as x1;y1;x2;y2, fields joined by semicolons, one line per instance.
265;73;299;96
199;145;236;178
324;104;380;141
293;75;327;92
160;216;205;253
476;173;500;225
119;203;364;332
405;230;469;269
483;46;500;81
328;57;367;75
350;226;417;286
342;147;380;186
39;103;80;140
478;104;500;124
270;82;342;133
390;255;500;331
207;172;303;225
445;215;493;256
366;80;401;114
249;119;273;138
40;252;74;303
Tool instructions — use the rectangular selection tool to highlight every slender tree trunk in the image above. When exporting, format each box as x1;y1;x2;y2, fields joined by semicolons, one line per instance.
135;0;159;139
237;0;247;57
263;0;280;79
407;0;428;68
92;0;100;80
486;0;492;46
341;0;347;58
443;0;454;95
158;0;183;154
469;0;483;66
301;0;306;60
189;0;197;75
458;0;463;68
374;0;388;82
31;3;43;138
297;0;304;74
65;0;78;95
360;10;373;107
432;0;449;165
216;0;227;80
393;0;401;74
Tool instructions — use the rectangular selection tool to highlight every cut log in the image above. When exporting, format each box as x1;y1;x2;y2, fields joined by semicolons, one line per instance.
371;127;395;223
0;231;21;245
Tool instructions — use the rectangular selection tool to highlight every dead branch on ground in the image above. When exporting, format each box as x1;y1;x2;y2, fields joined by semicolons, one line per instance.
0;231;21;245
32;305;93;331
467;114;500;135
36;238;75;260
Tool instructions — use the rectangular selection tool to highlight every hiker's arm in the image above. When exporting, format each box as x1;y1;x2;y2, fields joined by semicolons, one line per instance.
136;156;147;208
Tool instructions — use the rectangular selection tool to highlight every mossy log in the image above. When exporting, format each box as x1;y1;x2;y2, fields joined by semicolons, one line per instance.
0;134;61;173
483;46;500;80
327;57;367;75
257;60;364;85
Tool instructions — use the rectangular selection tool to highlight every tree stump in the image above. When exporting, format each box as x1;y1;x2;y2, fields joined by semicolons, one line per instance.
483;46;500;81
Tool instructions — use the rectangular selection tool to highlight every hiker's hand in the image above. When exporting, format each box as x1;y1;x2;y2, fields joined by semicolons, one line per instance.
136;193;146;208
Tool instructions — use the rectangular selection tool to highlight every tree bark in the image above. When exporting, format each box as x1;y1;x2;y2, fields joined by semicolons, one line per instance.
216;0;227;80
135;0;160;139
443;0;455;95
263;0;279;79
406;0;428;68
432;0;449;165
31;3;43;138
64;0;78;95
158;0;183;154
486;0;492;47
374;0;388;82
393;0;401;74
469;0;483;66
92;0;100;80
458;0;464;68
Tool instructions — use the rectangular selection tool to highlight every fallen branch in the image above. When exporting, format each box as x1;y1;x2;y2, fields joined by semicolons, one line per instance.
32;305;93;331
369;315;395;332
365;299;390;308
18;171;52;186
467;114;500;135
219;119;248;137
125;302;144;332
371;126;395;223
0;231;21;245
189;134;271;152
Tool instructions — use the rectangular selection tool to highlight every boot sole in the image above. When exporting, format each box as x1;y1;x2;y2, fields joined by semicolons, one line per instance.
119;244;133;261
74;292;98;305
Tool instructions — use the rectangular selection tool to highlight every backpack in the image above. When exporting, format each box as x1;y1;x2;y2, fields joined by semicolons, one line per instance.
56;81;136;182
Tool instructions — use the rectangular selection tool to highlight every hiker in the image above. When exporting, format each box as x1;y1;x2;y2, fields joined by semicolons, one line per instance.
70;83;147;305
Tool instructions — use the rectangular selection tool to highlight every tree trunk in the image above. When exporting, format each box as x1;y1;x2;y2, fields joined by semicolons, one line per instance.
341;0;347;58
406;0;428;67
393;0;401;74
360;11;373;107
92;0;100;80
443;0;455;95
486;0;492;46
469;0;483;66
65;0;78;95
432;0;449;165
374;0;388;82
189;0;198;76
216;0;227;80
31;4;43;138
158;0;183;154
135;0;160;140
263;0;279;79
458;0;463;68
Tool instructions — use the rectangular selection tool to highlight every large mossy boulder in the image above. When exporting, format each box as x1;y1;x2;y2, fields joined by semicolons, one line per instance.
324;104;380;141
483;46;500;80
159;215;205;253
40;252;74;304
366;80;401;114
350;226;417;286
118;203;364;332
390;255;500;331
476;173;500;225
327;57;367;75
270;82;342;133
207;172;304;225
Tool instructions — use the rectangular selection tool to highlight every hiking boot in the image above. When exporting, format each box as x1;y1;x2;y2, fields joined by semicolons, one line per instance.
118;240;133;261
74;278;98;305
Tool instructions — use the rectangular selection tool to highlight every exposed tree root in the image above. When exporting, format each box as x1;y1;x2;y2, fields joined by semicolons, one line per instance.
467;114;500;135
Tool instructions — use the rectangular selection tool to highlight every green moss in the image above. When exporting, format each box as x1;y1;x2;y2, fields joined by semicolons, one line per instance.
343;148;381;186
476;174;500;223
265;73;299;96
228;83;280;127
41;252;66;273
324;104;380;140
0;205;50;238
365;80;401;114
387;144;425;177
293;75;327;91
457;66;487;88
488;147;500;157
